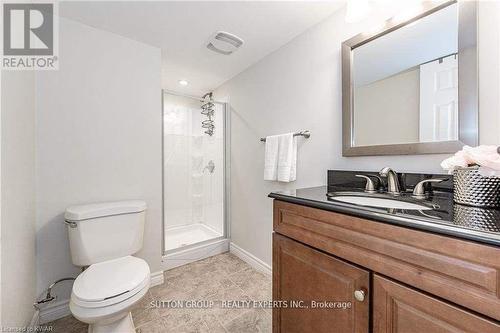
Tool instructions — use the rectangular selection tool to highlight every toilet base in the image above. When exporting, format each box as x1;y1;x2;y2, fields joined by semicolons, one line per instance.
88;312;135;333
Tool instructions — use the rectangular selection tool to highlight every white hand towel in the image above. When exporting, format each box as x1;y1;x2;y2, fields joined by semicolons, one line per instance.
264;135;279;181
289;136;297;181
277;133;297;182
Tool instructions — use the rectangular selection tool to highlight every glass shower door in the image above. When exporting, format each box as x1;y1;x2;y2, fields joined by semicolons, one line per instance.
162;92;226;253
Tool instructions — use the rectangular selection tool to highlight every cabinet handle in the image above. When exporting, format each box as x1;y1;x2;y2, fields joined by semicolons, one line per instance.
354;289;366;302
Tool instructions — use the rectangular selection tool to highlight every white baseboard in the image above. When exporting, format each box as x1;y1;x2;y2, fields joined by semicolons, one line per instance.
39;299;70;324
162;238;229;270
39;271;166;324
150;271;164;287
230;242;272;276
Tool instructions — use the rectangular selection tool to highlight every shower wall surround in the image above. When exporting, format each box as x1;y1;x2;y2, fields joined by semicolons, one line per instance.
163;93;225;252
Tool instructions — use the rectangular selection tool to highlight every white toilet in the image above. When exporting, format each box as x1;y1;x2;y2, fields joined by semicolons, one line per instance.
65;200;150;333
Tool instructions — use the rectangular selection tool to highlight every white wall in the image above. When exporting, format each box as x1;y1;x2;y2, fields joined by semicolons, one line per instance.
35;18;162;303
479;1;500;145
215;2;500;266
354;68;420;146
1;71;36;326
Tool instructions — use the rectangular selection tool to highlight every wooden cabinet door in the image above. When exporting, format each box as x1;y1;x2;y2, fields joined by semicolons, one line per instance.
373;275;500;333
273;233;369;333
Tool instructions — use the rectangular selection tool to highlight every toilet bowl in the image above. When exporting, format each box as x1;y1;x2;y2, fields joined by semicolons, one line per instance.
65;200;150;333
70;256;150;333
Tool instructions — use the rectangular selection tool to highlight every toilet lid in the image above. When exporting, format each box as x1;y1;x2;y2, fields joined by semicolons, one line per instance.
73;256;150;303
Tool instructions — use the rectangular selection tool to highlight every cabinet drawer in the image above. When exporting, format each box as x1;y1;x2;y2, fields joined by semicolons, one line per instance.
273;200;500;320
373;275;500;332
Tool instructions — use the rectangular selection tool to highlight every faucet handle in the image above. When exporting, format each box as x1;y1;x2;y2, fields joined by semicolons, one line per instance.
412;178;446;199
355;175;377;193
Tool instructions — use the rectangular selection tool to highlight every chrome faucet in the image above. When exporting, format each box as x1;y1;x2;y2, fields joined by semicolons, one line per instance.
379;167;400;195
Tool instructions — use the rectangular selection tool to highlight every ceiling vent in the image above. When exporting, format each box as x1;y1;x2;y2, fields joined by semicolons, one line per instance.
207;31;244;55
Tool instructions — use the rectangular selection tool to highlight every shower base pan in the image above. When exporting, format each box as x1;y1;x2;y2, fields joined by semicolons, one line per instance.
165;223;222;252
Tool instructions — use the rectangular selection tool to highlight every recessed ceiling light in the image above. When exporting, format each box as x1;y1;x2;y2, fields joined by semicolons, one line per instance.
178;80;188;86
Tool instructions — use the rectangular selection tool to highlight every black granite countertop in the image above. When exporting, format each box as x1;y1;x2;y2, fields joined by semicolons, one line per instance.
269;185;500;247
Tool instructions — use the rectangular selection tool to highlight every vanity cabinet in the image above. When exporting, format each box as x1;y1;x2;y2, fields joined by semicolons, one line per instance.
272;200;500;332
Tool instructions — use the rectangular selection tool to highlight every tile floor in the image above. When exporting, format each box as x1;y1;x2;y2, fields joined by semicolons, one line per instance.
46;253;272;332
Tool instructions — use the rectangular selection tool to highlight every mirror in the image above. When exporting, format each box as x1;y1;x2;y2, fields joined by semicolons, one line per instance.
342;1;477;156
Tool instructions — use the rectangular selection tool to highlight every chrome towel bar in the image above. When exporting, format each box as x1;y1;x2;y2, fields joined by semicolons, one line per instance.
260;130;311;142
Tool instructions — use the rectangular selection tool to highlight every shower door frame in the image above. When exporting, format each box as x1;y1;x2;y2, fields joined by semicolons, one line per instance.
161;89;231;256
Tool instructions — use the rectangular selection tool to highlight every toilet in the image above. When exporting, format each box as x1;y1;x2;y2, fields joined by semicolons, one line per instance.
65;200;150;333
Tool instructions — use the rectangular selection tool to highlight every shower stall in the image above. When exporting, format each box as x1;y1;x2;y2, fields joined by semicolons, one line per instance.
162;91;229;267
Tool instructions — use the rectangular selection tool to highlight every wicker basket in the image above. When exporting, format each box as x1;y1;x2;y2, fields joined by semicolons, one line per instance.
453;166;500;208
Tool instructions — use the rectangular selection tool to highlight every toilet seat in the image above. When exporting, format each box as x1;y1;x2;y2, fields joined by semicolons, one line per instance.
70;283;149;328
72;256;150;308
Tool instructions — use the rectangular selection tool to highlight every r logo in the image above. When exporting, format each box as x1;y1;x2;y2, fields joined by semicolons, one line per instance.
3;3;53;56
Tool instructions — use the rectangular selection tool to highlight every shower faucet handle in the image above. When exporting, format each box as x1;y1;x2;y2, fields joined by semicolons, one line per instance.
203;160;215;174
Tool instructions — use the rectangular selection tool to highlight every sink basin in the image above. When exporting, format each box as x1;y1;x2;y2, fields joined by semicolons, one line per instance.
329;195;433;210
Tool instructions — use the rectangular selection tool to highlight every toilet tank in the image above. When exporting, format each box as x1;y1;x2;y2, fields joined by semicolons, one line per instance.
65;200;147;266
